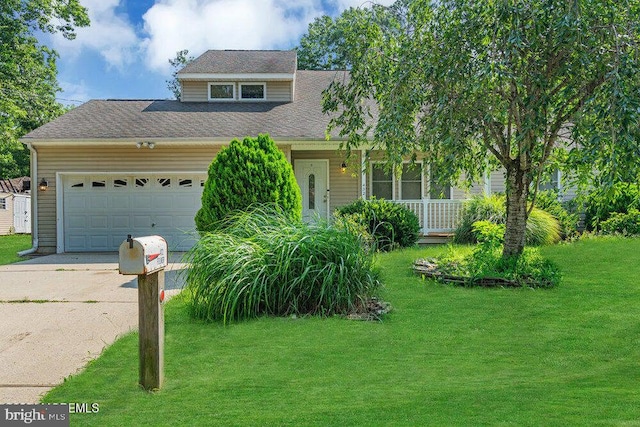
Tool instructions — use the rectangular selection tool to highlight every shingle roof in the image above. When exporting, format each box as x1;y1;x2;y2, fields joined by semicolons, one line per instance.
178;50;297;75
0;177;30;193
22;71;350;141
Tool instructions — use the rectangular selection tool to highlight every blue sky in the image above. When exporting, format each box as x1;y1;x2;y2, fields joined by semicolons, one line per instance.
43;0;394;105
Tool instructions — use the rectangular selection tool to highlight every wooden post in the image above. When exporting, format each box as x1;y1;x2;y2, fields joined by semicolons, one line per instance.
138;270;164;390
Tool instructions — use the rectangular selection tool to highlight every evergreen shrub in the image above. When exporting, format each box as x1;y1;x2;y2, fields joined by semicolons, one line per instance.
195;134;301;233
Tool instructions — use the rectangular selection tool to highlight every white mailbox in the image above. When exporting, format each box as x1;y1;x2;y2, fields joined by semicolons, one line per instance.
119;235;168;275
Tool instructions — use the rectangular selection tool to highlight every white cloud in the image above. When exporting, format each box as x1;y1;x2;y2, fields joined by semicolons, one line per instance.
52;0;139;70
58;80;92;105
331;0;397;10
141;0;324;73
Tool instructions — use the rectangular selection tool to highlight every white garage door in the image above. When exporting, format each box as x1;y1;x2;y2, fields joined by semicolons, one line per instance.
63;174;206;252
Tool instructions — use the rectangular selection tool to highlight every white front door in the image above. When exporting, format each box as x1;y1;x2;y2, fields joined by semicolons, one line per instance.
294;160;329;221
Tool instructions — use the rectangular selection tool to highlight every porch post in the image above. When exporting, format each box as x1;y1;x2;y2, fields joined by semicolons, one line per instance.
423;198;429;235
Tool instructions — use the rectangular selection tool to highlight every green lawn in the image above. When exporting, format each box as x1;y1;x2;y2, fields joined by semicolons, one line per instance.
42;237;640;425
0;234;31;265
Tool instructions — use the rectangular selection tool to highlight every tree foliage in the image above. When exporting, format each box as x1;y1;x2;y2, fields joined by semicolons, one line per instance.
195;134;302;233
320;0;640;257
0;0;89;179
166;49;194;100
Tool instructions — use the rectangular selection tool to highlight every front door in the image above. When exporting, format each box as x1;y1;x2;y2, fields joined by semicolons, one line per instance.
294;160;329;221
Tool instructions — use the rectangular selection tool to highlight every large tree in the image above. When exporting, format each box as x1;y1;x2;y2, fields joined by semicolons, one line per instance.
166;49;194;100
321;0;640;257
0;0;89;179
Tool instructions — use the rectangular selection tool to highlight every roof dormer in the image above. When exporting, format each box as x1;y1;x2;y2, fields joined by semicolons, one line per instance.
177;50;297;103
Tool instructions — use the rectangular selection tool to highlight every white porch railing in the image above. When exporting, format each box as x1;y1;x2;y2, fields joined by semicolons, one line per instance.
391;199;465;235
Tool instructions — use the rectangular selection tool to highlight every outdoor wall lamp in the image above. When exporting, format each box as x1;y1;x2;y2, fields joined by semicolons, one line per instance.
341;162;347;173
38;178;48;191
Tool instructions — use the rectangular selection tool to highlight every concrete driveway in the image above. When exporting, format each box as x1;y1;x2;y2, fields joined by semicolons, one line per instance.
0;253;187;403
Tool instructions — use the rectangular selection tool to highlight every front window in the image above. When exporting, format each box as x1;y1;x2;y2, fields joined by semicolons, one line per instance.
0;198;6;210
209;83;235;100
371;163;393;199
240;83;266;100
400;163;422;200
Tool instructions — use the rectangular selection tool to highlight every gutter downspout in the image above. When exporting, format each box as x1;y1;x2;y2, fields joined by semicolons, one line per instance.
18;143;38;256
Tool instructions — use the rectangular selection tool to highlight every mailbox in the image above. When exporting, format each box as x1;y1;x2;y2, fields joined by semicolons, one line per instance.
119;235;168;275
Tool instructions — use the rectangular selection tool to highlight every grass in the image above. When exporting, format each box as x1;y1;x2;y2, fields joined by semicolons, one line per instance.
42;237;640;425
0;234;31;265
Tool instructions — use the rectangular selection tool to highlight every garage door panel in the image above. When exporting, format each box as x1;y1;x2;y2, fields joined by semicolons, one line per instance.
89;196;108;209
64;174;205;252
66;215;87;228
90;216;109;229
109;195;131;209
111;214;131;229
65;197;86;209
89;235;109;250
151;196;173;209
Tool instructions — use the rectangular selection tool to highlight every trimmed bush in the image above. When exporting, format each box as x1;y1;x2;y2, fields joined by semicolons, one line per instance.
195;134;302;233
185;205;380;323
335;197;420;251
584;183;640;230
600;209;640;236
453;194;561;246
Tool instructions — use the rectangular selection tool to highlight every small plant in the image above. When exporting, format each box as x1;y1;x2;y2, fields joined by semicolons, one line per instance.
195;134;302;233
600;209;640;236
335;197;420;251
185;205;380;323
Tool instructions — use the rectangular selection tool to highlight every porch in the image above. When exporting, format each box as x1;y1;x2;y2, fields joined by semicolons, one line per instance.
391;199;465;237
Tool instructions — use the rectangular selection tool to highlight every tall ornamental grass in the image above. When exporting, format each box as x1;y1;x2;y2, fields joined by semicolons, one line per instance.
185;206;380;323
454;194;561;245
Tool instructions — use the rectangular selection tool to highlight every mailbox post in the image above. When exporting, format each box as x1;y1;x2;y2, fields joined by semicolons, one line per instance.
119;235;168;391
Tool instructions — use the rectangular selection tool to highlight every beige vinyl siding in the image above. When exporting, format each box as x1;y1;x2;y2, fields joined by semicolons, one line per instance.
291;150;360;213
266;81;292;102
451;172;486;200
181;81;208;102
181;80;292;102
490;169;506;194
0;194;13;235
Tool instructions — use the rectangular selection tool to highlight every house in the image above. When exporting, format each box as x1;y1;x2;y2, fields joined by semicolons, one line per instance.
21;49;564;253
0;177;31;235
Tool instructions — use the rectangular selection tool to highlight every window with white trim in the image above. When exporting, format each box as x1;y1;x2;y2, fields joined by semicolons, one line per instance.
239;83;266;100
0;198;6;210
371;163;393;199
400;163;423;200
208;82;235;101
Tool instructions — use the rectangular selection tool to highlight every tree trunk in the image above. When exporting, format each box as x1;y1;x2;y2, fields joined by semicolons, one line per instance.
503;165;529;258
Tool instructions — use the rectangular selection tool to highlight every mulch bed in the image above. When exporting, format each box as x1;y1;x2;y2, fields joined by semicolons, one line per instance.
413;259;525;288
347;297;391;321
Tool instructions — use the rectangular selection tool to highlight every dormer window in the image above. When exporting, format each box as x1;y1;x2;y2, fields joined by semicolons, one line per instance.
239;83;266;100
208;82;235;101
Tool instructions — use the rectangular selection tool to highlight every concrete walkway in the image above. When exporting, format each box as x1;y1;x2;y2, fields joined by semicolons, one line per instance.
0;253;186;403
